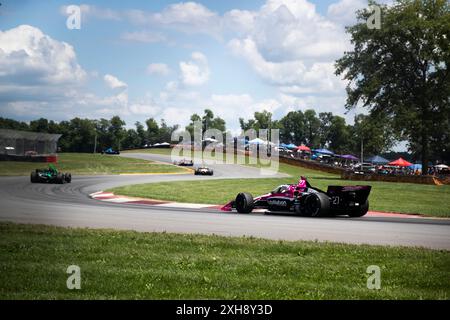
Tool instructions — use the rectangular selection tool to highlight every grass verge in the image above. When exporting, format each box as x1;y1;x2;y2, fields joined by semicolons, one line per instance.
122;148;174;155
0;153;187;175
0;222;449;299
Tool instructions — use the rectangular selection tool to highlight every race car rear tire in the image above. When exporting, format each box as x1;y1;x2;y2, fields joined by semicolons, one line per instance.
304;193;330;217
235;192;254;213
65;173;72;183
348;199;369;217
56;173;65;184
30;172;38;183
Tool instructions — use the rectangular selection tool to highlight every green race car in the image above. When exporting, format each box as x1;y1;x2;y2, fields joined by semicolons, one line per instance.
30;164;72;184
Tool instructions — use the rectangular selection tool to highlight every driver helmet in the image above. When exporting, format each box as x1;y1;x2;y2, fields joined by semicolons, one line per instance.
296;176;307;191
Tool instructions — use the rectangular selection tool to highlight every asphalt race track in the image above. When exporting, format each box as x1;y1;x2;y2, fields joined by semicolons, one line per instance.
0;153;449;250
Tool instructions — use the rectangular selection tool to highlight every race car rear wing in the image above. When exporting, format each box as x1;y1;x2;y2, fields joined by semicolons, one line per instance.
326;185;371;209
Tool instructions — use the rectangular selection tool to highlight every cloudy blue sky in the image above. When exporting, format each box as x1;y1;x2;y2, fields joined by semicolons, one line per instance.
0;0;382;133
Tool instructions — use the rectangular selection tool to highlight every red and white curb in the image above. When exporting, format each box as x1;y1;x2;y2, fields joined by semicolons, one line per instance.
89;191;224;210
89;191;426;218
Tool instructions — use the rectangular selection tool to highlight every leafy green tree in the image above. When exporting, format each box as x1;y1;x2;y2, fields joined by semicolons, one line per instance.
335;0;450;173
185;114;201;138
429;115;450;163
303;109;321;147
186;110;226;139
239;118;256;131
29;118;49;132
122;129;141;149
318;112;334;148
135;121;147;146
351;114;397;156
327;116;352;153
67;118;96;152
239;110;273;133
202;109;214;133
0;117;30;131
210;117;226;134
94;118;112;151
253;110;273;131
145;118;160;144
109;116;126;151
47;120;60;134
56;120;71;152
279;111;305;145
159;119;179;143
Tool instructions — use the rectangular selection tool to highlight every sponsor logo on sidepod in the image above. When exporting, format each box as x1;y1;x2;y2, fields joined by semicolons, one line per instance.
268;200;287;207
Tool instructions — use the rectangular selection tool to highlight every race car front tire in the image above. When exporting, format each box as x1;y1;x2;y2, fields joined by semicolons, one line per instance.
30;172;38;183
65;173;72;183
304;193;330;217
235;192;254;213
348;199;369;217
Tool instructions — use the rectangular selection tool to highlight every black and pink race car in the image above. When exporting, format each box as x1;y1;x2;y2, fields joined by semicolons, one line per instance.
221;177;371;217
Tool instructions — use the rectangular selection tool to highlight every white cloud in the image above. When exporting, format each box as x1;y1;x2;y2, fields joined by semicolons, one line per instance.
0;25;163;121
327;0;366;26
159;80;201;104
327;0;394;27
0;25;86;86
120;31;166;43
120;2;222;39
128;102;160;115
228;38;344;94
61;2;221;36
60;4;121;22
225;0;349;63
179;51;210;86
152;2;216;24
21;1;389;130
148;2;221;37
160;106;196;124
223;9;256;35
103;74;128;89
57;1;352;98
147;63;170;76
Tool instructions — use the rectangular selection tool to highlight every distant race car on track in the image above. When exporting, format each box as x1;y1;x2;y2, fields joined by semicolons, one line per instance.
101;147;120;155
194;166;214;175
221;177;371;217
173;159;194;166
30;164;72;184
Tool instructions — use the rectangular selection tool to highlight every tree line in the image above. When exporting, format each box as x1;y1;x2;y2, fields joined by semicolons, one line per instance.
0;116;178;153
0;108;394;157
0;104;447;162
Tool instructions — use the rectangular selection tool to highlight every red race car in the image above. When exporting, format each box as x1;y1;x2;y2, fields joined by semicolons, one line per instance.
221;177;371;217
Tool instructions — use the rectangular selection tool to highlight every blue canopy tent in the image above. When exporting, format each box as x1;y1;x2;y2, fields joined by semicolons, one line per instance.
340;154;359;161
366;155;389;164
279;143;289;149
313;148;334;156
285;143;297;149
409;163;422;171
